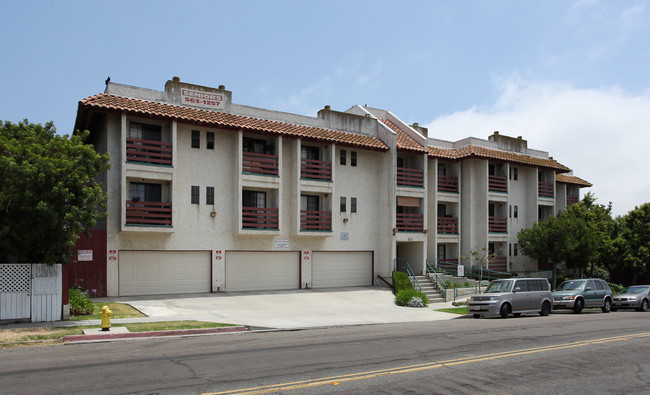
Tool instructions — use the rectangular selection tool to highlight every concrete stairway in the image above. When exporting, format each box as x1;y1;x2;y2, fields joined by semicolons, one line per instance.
413;275;445;303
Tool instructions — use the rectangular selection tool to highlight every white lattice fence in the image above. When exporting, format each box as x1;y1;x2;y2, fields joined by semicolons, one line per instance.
0;264;31;320
0;264;62;322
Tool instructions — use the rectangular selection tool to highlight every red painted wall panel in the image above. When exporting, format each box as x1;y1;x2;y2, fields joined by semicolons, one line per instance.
68;230;107;297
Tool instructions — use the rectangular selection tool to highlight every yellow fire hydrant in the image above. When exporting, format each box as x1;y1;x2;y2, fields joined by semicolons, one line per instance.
100;305;112;331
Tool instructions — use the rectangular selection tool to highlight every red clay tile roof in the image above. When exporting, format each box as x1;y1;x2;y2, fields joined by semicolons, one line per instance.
76;93;388;151
428;144;571;172
380;119;427;152
556;174;592;187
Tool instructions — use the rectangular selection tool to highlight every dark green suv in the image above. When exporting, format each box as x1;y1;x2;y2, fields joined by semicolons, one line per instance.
552;278;612;313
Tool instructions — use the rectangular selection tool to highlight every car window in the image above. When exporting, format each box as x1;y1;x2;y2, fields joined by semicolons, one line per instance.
515;280;529;292
558;280;584;291
485;280;513;293
594;281;604;290
527;280;541;291
539;280;550;291
626;286;649;294
585;280;595;290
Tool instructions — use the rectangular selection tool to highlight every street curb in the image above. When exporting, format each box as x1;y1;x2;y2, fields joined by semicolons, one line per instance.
63;325;249;343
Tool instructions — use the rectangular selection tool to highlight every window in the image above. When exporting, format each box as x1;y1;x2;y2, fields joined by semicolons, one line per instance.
206;186;214;205
351;197;357;213
340;149;346;165
438;204;446;217
243;138;269;154
509;243;512;256
514;243;518;256
243;190;266;208
438;163;447;176
513;167;518;180
509;205;512;218
437;245;446;260
351;151;357;166
130;122;161;141
206;132;214;150
301;145;319;160
513;205;519;218
340;196;346;212
191;130;200;149
191;185;200;204
129;182;161;202
301;195;319;211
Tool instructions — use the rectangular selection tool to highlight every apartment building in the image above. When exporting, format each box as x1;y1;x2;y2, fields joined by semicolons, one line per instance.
70;77;590;297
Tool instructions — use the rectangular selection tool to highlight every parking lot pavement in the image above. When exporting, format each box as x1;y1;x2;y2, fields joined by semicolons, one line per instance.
93;287;460;329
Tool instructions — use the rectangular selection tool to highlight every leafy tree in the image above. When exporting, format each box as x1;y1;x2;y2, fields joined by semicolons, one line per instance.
618;203;650;283
0;120;110;264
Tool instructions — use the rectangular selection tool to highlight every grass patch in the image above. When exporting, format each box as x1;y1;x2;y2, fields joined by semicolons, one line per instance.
68;303;146;321
0;321;237;348
436;307;469;315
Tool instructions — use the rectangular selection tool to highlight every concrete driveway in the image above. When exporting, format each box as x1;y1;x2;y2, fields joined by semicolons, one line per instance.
97;287;460;329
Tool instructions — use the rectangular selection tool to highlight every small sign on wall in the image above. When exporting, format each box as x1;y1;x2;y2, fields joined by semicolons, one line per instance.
77;250;93;262
181;88;225;110
274;238;289;250
303;251;310;261
215;250;222;260
340;232;349;241
108;250;117;261
457;264;465;277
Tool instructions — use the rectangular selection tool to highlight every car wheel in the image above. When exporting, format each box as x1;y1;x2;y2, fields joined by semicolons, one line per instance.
500;303;510;318
573;299;584;313
637;299;649;312
473;314;481;319
602;299;612;313
540;301;551;316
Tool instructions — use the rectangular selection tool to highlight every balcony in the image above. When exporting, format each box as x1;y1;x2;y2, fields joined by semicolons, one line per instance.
126;138;172;166
488;175;507;192
397;167;424;187
437;217;459;234
489;256;507;272
488;216;507;233
125;201;172;226
567;195;579;206
538;182;554;197
242;152;278;176
242;207;279;229
438;175;458;193
301;158;332;181
396;213;424;232
300;210;332;231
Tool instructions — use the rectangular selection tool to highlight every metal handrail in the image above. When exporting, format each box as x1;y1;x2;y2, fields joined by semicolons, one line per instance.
393;258;420;291
425;262;447;300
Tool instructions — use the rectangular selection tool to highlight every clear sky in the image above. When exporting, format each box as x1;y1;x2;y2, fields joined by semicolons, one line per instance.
2;0;649;216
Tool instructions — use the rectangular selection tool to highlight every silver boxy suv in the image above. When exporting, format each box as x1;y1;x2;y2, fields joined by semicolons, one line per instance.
469;278;553;318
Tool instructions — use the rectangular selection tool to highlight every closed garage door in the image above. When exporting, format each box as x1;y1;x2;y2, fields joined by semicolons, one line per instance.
312;251;373;288
119;251;211;296
226;251;300;292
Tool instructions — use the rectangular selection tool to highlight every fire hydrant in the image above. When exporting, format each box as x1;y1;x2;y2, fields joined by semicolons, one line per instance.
100;305;112;331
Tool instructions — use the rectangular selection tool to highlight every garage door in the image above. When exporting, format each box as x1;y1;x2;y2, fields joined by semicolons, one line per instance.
225;251;300;292
119;251;211;296
312;251;373;288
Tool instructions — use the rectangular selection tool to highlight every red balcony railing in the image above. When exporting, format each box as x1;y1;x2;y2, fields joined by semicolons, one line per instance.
301;158;332;181
437;216;458;234
300;210;332;231
438;258;459;266
489;256;507;272
396;213;424;232
242;152;279;175
438;175;458;192
125;201;172;226
567;195;579;206
488;216;507;233
126;138;172;166
397;167;424;187
242;207;279;229
488;175;507;192
538;181;554;197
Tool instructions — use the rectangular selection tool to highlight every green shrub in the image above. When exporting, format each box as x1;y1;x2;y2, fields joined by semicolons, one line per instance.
69;287;94;316
608;282;624;295
443;280;451;289
395;289;430;307
463;281;471;287
392;271;412;292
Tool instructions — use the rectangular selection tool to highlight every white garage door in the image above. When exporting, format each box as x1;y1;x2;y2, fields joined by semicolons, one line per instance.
119;251;211;296
225;251;300;292
312;251;373;288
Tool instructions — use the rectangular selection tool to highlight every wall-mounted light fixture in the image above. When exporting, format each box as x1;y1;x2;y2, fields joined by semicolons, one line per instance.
423;229;428;233
210;211;217;217
343;218;349;223
393;228;398;235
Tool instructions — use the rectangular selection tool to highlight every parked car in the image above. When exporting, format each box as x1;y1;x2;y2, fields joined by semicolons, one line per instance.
552;278;612;313
612;285;650;312
468;278;553;318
